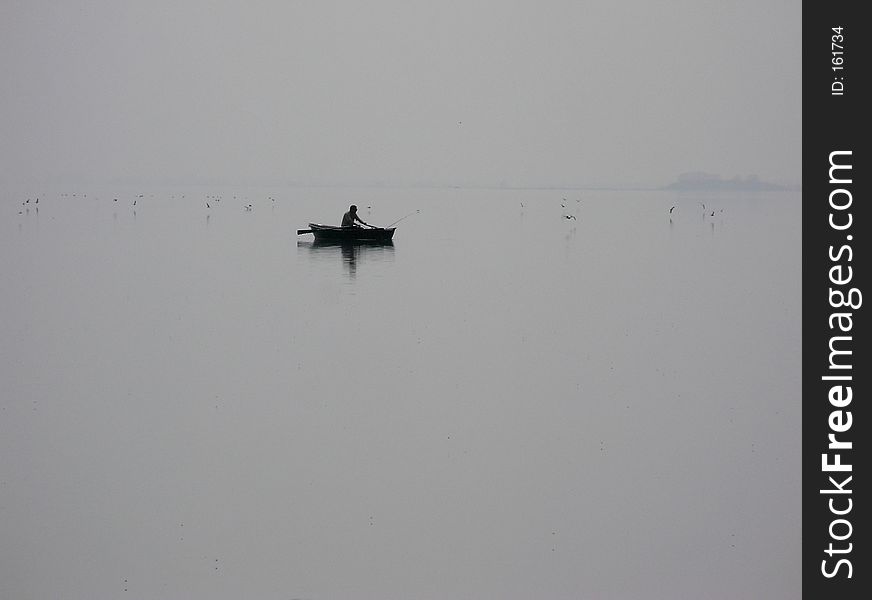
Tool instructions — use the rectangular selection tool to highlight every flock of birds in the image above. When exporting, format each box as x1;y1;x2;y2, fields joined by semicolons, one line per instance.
523;196;726;225
17;197;39;214
519;197;581;220
15;192;281;217
669;201;725;219
561;197;580;220
14;192;725;229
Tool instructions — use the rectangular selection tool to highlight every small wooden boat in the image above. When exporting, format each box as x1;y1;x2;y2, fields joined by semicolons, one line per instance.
297;223;396;242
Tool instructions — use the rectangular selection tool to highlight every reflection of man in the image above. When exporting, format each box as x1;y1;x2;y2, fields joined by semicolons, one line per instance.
340;243;357;278
341;205;370;228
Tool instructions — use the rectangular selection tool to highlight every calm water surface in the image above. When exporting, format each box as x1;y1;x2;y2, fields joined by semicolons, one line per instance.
1;186;801;599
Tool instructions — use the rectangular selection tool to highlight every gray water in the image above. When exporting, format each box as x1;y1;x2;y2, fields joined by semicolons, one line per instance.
1;186;800;599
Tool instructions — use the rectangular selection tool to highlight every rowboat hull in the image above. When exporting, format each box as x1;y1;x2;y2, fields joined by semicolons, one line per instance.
307;223;396;242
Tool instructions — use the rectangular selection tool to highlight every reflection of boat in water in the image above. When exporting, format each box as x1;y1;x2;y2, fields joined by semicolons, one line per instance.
298;223;396;243
298;235;394;278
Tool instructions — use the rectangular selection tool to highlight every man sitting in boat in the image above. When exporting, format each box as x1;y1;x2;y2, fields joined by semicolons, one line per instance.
341;204;370;228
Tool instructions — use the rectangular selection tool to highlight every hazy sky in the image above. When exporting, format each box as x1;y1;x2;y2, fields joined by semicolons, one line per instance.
1;1;801;188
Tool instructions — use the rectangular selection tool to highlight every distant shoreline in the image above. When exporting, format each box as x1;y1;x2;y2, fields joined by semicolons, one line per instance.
661;172;797;192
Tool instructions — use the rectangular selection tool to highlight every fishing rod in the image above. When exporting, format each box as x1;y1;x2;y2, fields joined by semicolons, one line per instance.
386;209;420;228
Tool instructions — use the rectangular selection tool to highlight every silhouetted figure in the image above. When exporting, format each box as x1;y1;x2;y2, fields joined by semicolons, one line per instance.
341;204;370;228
